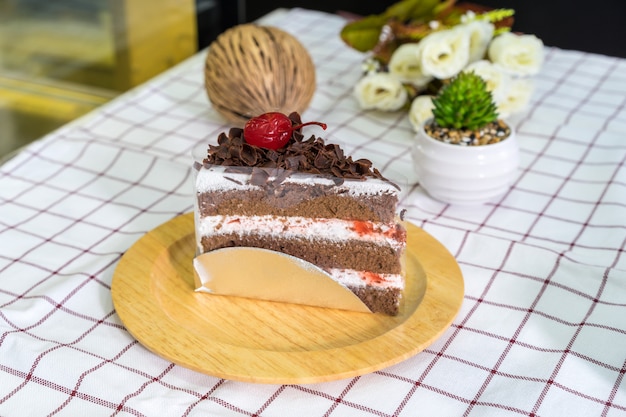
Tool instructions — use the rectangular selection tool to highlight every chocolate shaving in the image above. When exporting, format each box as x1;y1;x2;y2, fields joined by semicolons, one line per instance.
204;111;391;184
250;168;269;186
314;152;332;170
272;168;291;185
239;143;258;165
285;155;304;170
217;132;229;145
223;176;243;185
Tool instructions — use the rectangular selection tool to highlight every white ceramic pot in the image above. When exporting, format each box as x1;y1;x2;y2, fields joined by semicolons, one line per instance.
412;121;520;205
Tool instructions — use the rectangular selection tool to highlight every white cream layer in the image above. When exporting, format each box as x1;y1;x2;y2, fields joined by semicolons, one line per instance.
197;215;404;249
328;268;404;290
195;165;399;196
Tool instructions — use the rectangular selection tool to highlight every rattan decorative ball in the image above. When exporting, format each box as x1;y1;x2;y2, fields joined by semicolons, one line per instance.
204;24;317;126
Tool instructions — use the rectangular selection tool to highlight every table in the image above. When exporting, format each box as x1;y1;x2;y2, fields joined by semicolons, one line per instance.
1;8;625;417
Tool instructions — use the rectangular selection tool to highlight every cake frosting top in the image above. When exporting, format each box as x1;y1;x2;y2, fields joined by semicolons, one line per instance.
201;112;387;182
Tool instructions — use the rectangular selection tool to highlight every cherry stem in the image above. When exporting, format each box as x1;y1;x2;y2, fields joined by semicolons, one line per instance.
292;121;327;132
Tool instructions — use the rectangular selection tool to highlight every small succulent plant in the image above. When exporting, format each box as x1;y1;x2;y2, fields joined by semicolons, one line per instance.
432;71;499;131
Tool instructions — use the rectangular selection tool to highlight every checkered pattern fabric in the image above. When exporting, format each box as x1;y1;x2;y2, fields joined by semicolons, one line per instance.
1;8;625;417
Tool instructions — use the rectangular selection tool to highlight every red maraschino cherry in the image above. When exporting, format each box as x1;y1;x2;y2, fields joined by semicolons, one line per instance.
243;112;327;150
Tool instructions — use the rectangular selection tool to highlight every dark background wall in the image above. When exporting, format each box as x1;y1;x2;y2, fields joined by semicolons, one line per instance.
234;0;626;58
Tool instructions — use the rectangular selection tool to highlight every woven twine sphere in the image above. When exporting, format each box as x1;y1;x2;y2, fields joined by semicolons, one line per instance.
204;24;316;126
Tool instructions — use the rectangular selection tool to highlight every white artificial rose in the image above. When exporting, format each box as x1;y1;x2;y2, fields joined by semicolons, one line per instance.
418;27;470;79
496;78;534;118
353;72;408;111
488;32;544;76
460;20;494;62
408;95;435;132
388;43;433;88
464;59;510;105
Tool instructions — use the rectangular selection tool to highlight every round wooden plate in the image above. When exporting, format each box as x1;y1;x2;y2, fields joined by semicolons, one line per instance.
111;213;464;384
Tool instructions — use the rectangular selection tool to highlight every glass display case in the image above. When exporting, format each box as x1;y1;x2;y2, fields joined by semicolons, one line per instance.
0;0;200;160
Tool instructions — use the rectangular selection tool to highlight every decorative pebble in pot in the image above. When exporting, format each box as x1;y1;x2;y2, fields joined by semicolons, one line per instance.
412;71;520;205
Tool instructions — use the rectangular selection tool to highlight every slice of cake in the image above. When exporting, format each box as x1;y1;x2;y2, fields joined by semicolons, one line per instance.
193;112;406;315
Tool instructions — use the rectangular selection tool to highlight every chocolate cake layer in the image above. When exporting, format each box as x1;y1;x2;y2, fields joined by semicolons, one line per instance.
349;286;402;316
197;189;398;222
200;233;403;274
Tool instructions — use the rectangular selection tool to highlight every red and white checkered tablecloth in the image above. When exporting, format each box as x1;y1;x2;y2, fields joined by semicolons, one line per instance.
1;8;625;417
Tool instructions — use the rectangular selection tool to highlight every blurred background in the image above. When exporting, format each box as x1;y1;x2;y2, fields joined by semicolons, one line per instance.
1;0;624;162
244;0;626;58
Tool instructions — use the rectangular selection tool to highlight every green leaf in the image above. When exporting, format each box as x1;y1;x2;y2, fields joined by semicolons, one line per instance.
340;0;458;52
476;8;515;23
340;15;388;52
384;0;449;22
